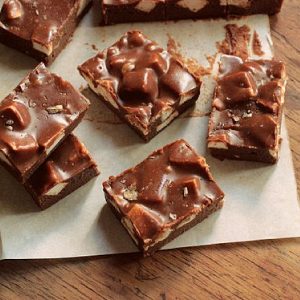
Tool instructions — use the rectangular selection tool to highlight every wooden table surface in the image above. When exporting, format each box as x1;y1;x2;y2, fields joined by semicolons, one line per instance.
1;1;299;299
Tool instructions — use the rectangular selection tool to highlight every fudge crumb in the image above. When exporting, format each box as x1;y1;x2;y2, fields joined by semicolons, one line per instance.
252;31;265;56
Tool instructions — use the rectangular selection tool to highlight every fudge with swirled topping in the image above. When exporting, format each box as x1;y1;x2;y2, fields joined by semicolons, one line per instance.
103;139;224;255
78;31;201;141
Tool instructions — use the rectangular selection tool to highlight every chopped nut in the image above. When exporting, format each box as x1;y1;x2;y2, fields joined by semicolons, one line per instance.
5;119;14;126
46;105;64;114
183;187;189;198
232;115;240;123
242;111;253;118
4;0;23;19
19;82;26;92
6;126;13;131
123;187;138;201
122;63;135;73
169;213;177;221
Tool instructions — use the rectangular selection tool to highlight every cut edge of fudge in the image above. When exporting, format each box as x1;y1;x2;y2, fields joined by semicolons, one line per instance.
207;55;287;164
0;0;93;65
103;139;225;255
78;31;201;142
25;134;99;210
0;63;90;182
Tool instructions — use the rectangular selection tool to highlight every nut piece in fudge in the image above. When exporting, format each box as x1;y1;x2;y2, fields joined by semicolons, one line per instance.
78;31;201;141
0;63;90;182
101;0;166;25
103;139;224;255
0;0;92;64
208;55;287;163
25;134;99;210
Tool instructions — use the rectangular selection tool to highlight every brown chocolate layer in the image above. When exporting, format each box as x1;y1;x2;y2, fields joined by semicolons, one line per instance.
25;134;99;210
0;0;92;64
100;0;284;25
103;139;224;255
0;63;90;182
78;31;201;141
208;55;287;163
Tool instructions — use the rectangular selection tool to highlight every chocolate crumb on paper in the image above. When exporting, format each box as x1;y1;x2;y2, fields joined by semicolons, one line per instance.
252;30;265;56
217;24;251;60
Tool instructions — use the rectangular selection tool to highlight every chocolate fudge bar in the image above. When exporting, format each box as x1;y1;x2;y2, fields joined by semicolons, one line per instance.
208;55;287;163
100;0;284;25
166;0;227;20
78;31;201;141
103;139;224;255
101;0;165;25
0;0;92;64
0;63;90;183
227;0;284;16
25;134;99;210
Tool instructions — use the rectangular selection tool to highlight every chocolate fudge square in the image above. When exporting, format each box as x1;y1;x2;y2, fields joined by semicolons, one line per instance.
227;0;284;16
25;134;99;210
166;0;227;20
103;139;224;255
208;55;287;163
101;0;166;25
0;0;92;65
78;31;201;141
0;63;90;183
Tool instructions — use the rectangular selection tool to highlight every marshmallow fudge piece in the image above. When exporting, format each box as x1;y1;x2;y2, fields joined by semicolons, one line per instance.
101;0;166;25
103;139;224;255
25;134;99;210
208;55;287;163
0;0;92;65
0;63;90;182
78;31;201;141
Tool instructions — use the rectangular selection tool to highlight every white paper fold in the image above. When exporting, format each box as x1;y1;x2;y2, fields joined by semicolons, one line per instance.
0;13;299;260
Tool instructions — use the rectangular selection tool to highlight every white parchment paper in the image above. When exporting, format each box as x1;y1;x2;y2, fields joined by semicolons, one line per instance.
0;10;299;259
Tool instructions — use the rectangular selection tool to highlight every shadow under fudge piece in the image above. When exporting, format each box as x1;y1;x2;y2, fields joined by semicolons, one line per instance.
166;0;227;20
227;0;284;16
103;139;224;256
25;134;99;210
0;63;90;183
0;0;92;65
78;31;201;142
101;0;166;25
207;55;287;164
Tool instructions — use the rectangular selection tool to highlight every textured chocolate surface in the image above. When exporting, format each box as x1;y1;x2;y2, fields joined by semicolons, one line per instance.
0;63;90;182
208;55;287;163
103;139;224;254
0;0;91;64
101;0;284;25
25;134;99;209
79;31;200;141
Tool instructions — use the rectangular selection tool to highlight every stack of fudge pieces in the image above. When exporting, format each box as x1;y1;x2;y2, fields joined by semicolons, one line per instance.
0;0;99;210
101;0;284;25
0;0;287;254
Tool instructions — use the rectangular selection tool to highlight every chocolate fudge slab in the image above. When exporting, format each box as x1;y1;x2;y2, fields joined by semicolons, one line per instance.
101;0;166;25
78;31;201;141
0;63;90;183
208;55;287;163
166;0;227;20
103;139;224;255
227;0;284;16
0;0;92;65
25;134;99;210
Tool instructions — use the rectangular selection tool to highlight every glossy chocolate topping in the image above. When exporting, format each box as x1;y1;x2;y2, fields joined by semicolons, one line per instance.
79;31;200;130
27;134;96;196
103;0;163;5
208;55;286;149
0;63;89;176
104;140;224;241
0;0;80;47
